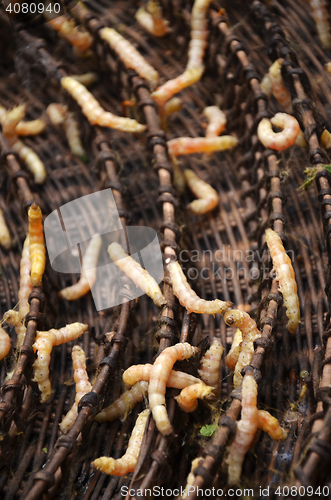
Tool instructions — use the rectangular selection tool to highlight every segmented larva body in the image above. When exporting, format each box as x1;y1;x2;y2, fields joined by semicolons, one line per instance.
223;310;261;388
18;235;32;319
2;105;26;141
258;410;288;441
3;310;26;347
99;28;159;90
184;169;219;214
180;457;203;499
15;119;46;136
59;234;102;300
0;327;11;361
123;363;201;388
168;136;238;157
203;106;227;138
268;59;293;113
61;77;146;133
225;328;242;371
46;103;67;125
152;68;203;110
197;337;223;398
95;381;148;423
308;0;331;49
175;383;213;412
167;260;231;314
11;140;46;184
108;242;166;307
321;129;331;149
0;209;12;250
44;9;93;53
92;409;150;475
260;73;273;97
149;343;198;435
257;113;300;151
32;323;88;403
326;62;331;74
136;0;169;37
28;204;46;287
226;371;259;484
265;229;300;333
71;72;98;86
164;97;183;117
63;111;86;158
60;345;92;433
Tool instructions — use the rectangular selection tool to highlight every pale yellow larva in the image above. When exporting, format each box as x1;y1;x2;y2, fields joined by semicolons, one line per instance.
0;326;11;361
95;381;148;423
203;106;227;138
197;337;223;398
44;7;93;52
225;328;242;371
15;119;46;136
135;0;169;37
268;59;293;113
175;383;213;412
0;208;12;250
123;363;201;388
258;410;288;441
257;113;300;152
184;169;219;214
308;0;331;49
11;140;46;184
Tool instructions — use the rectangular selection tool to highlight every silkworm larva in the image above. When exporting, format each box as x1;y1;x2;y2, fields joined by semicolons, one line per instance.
223;310;261;388
152;68;203;110
0;327;11;361
136;0;169;37
326;62;331;74
95;381;149;423
61;77;146;133
268;59;292;113
60;345;92;433
99;28;159;90
308;0;331;49
28;204;46;287
225;328;242;370
123;363;201;388
197;337;223;398
2;105;26;140
226;370;259;484
108;242;166;307
265;228;300;333
168;136;238;157
149;342;198;435
260;73;273;97
0;209;12;250
59;234;102;300
70;72;98;86
63;111;85;158
295;130;306;148
203;106;227;138
32;322;88;403
180;457;203;499
167;260;231;314
175;383;213;412
18;235;32;319
258;410;288;441
257;114;300;151
92;409;150;475
321;129;331;149
164;97;183;117
184;169;219;214
44;7;93;52
3;310;21;325
11;140;46;184
15;119;46;136
46;103;67;125
171;157;186;194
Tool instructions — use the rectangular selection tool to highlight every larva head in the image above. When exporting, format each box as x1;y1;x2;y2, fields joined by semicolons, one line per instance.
223;309;245;328
28;203;42;222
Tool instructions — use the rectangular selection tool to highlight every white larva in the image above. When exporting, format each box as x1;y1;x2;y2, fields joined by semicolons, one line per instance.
258;410;288;441
197;337;224;398
0;326;11;361
268;59;293;113
203;106;227;138
0;209;12;250
135;0;169;37
175;383;213;412
257;113;300;151
225;328;242;371
308;0;331;49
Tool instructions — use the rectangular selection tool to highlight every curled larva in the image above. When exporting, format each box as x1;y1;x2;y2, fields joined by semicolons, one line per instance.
92;409;150;475
60;345;92;433
223;310;261;388
0;208;12;250
308;0;331;49
203;106;227;138
265;229;300;334
123;363;201;388
257;113;300;151
44;6;93;52
168;136;238;157
171;157;186;194
11;140;46;184
226;370;259;484
268;59;292;113
108;242;166;307
59;234;102;300
175;383;213;412
2;105;26;141
32;322;88;403
0;326;11;361
28;204;46;287
149;342;198;435
18;235;32;319
15;119;46;136
99;28;158;90
61;77;146;133
153;68;203;110
225;328;242;371
184;169;219;214
136;0;169;37
258;410;288;441
321;129;331;149
167;260;231;314
95;381;148;423
46;103;67;125
197;337;223;398
3;310;21;326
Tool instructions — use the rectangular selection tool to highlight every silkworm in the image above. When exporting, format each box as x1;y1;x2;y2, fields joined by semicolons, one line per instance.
184;169;219;214
152;68;204;110
308;0;331;49
0;209;12;250
44;7;93;52
321;129;331;149
180;457;203;499
164;97;183;117
46;103;67;125
149;342;198;435
175;383;213;412
172;157;186;194
99;27;159;90
2;105;26;140
3;310;21;325
60;345;92;433
123;363;201;388
63;111;86;158
11;140;46;184
265;228;300;333
197;337;223;398
166;260;231;314
257;113;300;151
28;204;46;287
108;242;166;307
0;326;11;361
223;310;261;388
326;62;331;74
258;410;288;441
18;235;32;320
70;72;98;86
225;328;242;371
269;59;292;113
61;77;146;133
15;119;46;136
168;136;238;157
92;408;150;475
32;322;88;403
136;0;169;37
203;106;227;138
260;73;273;97
59;234;102;300
95;381;149;423
226;370;259;484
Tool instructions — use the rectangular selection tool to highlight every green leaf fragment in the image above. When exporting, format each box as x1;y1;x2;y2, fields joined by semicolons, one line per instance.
200;424;217;437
